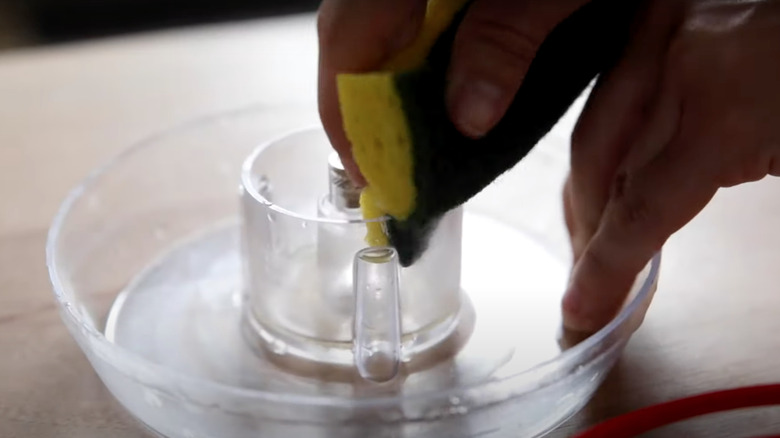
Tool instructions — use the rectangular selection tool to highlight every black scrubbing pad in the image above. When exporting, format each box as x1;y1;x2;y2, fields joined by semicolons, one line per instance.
340;0;642;267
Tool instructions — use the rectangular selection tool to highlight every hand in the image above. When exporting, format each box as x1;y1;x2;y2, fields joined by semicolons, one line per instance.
317;0;592;184
563;0;780;332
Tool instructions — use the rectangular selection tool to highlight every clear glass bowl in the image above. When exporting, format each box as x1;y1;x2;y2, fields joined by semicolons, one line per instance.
46;104;661;438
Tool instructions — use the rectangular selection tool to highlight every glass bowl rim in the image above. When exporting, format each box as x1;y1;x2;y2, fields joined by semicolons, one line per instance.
46;103;662;411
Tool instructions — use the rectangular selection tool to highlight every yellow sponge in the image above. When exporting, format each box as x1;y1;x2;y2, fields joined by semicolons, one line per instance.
338;0;641;266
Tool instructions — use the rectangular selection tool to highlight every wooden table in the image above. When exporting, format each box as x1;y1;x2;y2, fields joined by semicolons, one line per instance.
2;13;780;438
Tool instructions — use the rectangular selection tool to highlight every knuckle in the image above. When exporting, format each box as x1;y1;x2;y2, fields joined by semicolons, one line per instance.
608;177;663;252
760;144;780;178
770;154;780;177
582;241;615;278
714;156;756;187
712;119;774;186
614;192;653;232
723;155;773;185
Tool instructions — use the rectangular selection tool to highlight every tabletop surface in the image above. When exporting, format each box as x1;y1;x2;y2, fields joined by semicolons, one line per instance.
2;13;780;438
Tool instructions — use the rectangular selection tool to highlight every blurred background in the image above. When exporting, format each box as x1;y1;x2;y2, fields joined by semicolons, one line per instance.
0;0;320;51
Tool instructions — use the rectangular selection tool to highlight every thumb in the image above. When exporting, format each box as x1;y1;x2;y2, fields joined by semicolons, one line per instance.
446;0;590;138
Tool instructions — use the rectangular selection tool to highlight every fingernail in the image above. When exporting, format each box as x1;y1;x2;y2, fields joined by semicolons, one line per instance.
449;79;504;138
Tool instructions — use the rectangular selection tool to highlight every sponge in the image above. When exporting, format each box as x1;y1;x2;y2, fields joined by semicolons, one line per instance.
338;0;640;267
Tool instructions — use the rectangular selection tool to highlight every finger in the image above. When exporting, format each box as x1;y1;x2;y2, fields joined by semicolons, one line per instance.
569;0;682;258
445;0;590;138
562;132;720;333
563;173;589;262
563;174;577;249
317;0;426;184
571;66;683;263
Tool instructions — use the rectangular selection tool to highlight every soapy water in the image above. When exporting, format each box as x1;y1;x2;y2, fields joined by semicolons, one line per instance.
104;211;568;398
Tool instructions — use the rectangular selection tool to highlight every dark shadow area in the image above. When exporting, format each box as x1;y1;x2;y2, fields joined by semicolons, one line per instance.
3;0;320;48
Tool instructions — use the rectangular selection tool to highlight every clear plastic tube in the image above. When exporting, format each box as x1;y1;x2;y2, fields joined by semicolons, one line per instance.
352;247;403;383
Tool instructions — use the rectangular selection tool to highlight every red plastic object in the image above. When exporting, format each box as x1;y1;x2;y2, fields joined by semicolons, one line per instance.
573;384;780;438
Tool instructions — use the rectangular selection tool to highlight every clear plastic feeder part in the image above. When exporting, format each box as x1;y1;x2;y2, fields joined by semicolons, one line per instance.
239;127;468;381
46;105;661;438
